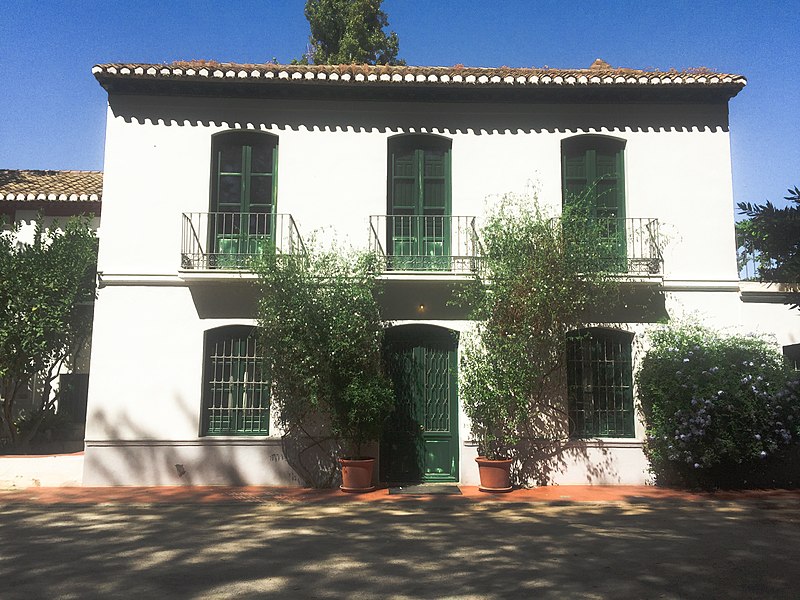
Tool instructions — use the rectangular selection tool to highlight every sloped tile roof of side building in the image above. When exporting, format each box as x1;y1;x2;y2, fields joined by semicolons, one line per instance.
0;170;103;217
92;59;746;101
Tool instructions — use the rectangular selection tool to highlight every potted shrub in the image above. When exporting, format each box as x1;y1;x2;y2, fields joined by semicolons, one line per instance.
334;373;395;491
255;246;394;491
460;193;620;491
461;336;521;492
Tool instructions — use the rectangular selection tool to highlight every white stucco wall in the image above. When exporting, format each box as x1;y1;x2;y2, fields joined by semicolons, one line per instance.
83;92;800;486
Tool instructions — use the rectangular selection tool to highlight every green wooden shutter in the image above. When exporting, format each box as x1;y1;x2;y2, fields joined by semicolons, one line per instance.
211;132;278;267
387;136;452;271
562;138;627;271
390;147;418;269
562;149;589;200
420;148;450;269
562;141;625;217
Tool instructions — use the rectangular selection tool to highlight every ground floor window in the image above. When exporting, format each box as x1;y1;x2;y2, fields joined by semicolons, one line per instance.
783;344;800;372
567;328;635;438
202;325;269;435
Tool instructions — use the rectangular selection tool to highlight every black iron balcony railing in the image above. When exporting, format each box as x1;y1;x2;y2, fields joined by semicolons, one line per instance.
580;217;663;275
369;214;483;273
181;212;306;270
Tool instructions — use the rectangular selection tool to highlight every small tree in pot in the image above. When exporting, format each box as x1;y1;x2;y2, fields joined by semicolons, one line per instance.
255;245;394;490
461;193;621;490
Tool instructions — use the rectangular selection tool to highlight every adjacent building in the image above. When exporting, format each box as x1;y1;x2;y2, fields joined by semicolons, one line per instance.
0;169;102;439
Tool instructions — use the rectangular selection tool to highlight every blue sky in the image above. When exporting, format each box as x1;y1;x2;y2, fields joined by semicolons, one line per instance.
1;0;797;209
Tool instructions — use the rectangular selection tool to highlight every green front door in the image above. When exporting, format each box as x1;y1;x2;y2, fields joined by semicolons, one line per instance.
388;136;451;271
381;327;459;483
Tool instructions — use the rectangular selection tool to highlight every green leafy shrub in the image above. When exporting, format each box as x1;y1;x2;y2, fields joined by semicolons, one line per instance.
0;217;97;449
638;322;800;487
460;193;620;460
15;408;74;443
255;246;393;461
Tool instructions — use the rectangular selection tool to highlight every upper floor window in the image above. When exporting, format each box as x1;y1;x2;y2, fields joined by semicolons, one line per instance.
209;131;278;267
561;135;626;217
387;134;452;270
567;328;635;438
202;325;270;436
562;135;628;271
211;130;277;214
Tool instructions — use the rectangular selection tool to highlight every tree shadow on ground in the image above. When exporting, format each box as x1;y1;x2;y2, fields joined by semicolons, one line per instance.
1;498;798;599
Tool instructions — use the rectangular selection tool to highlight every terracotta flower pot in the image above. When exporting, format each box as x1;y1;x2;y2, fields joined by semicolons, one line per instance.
475;456;513;493
339;457;376;493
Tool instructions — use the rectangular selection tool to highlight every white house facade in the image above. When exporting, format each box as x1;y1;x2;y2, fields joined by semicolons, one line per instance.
82;60;800;487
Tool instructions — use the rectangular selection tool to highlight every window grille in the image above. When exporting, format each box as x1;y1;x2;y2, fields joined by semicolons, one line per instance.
203;326;270;435
567;328;634;438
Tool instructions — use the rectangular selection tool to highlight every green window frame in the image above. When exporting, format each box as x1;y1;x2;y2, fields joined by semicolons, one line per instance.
562;135;627;271
387;134;452;271
561;135;626;217
202;325;270;436
567;328;635;438
209;131;278;267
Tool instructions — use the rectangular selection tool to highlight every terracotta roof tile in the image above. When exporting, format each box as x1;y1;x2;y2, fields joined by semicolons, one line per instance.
0;170;103;202
92;61;747;97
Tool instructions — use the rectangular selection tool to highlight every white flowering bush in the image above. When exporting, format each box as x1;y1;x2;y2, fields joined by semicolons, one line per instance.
638;323;800;487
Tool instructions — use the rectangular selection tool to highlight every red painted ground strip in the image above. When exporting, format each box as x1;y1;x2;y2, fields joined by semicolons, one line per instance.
1;485;799;506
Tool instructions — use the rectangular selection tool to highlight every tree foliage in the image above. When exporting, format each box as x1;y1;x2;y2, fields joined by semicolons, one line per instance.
298;0;403;65
0;218;97;449
254;246;393;461
637;322;800;488
460;193;621;462
737;186;800;306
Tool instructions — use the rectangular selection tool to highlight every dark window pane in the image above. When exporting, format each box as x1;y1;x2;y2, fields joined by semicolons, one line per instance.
219;144;243;173
218;175;242;207
251;143;274;174
250;175;273;209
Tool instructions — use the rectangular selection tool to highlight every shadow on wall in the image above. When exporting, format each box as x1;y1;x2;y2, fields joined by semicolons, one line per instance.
108;95;731;135
512;297;665;486
279;413;346;489
511;383;621;487
84;394;300;486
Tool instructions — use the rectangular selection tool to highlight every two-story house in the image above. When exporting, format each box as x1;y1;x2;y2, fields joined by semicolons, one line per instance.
83;60;798;487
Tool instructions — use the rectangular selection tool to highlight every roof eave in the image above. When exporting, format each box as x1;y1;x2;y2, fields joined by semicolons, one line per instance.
93;74;745;103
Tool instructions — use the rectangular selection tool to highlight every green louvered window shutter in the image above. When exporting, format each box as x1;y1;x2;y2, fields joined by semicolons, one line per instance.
562;137;627;271
211;131;278;267
388;136;452;271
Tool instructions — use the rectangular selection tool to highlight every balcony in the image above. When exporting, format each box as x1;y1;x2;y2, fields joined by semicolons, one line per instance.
369;214;482;275
587;217;663;276
369;215;660;277
181;212;306;271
